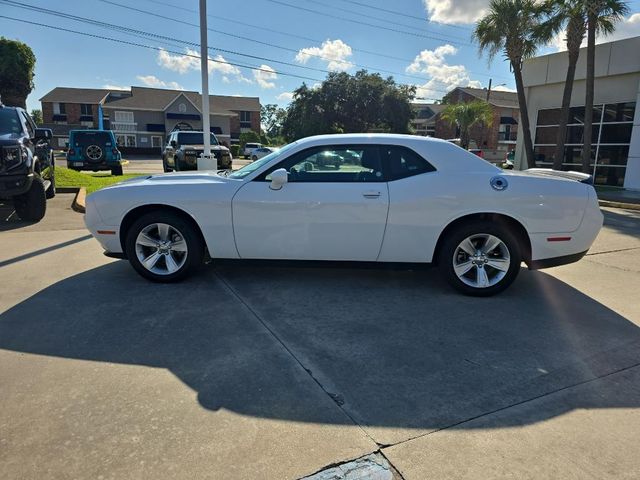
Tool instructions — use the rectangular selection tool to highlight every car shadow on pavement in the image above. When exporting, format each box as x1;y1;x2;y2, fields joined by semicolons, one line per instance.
0;260;639;434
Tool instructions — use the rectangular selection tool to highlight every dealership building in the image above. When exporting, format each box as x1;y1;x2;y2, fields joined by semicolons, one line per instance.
515;35;640;189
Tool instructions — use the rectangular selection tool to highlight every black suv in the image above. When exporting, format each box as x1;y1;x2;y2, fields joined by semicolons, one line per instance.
162;131;232;172
0;101;55;222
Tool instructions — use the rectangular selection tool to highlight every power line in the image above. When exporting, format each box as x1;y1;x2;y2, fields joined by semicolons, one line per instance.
0;14;325;84
339;0;472;32
138;0;425;64
266;0;473;45
300;0;469;42
93;0;496;85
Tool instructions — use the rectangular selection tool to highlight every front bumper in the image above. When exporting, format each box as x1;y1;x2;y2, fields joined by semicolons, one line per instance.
0;172;33;198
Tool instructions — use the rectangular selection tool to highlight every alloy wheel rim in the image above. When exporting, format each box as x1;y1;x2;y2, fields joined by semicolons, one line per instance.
86;145;103;161
135;223;188;275
452;233;511;288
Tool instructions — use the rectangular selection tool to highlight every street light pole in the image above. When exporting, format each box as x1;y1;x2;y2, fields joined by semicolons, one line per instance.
198;0;216;170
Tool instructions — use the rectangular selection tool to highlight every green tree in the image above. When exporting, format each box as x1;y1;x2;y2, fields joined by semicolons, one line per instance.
474;0;545;169
239;130;261;149
0;38;36;108
281;70;416;141
440;100;494;150
261;104;287;138
30;109;42;125
581;0;628;173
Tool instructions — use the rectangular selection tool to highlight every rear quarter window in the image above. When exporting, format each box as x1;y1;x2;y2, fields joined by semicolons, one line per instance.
381;145;436;180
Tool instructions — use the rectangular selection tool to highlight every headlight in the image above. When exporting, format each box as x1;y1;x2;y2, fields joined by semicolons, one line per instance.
2;146;25;170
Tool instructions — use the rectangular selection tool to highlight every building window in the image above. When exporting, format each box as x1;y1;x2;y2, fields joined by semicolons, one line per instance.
239;111;252;129
178;103;187;113
533;102;635;187
53;102;66;115
114;111;134;123
81;104;93;115
116;134;137;147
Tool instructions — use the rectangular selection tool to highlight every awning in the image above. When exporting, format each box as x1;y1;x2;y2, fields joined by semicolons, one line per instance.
500;116;518;125
166;113;201;120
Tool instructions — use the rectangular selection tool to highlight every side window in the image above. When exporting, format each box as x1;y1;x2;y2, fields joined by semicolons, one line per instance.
381;145;436;180
20;111;35;138
263;145;384;183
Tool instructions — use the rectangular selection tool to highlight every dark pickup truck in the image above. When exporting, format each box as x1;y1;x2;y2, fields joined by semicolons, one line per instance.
0;101;55;221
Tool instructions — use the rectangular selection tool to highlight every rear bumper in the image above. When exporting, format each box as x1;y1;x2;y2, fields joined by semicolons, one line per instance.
528;250;588;270
67;160;122;170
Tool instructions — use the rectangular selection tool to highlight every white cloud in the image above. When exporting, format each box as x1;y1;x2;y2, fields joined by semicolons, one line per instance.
552;13;640;51
157;48;252;83
423;0;488;25
276;91;294;102
102;84;128;90
407;44;483;99
136;75;183;90
492;85;517;92
253;64;278;89
295;39;354;71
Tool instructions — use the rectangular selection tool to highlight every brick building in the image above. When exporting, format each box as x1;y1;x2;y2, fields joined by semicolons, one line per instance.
434;87;520;160
39;86;261;151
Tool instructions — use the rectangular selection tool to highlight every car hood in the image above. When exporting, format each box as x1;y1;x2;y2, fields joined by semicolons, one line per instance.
181;144;229;151
0;133;23;146
101;171;236;191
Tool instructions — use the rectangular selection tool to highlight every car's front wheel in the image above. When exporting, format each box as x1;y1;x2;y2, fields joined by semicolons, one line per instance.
439;221;522;296
125;211;204;282
14;175;47;222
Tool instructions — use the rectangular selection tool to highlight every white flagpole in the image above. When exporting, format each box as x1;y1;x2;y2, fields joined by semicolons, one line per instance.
198;0;216;170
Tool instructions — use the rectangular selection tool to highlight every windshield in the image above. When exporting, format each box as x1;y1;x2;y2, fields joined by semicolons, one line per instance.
0;109;21;135
72;131;114;147
229;142;297;179
177;132;219;146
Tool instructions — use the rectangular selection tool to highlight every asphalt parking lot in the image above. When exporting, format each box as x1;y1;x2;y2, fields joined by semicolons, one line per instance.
1;195;639;479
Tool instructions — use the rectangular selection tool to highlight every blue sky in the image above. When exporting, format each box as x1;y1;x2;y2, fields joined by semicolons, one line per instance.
1;0;639;112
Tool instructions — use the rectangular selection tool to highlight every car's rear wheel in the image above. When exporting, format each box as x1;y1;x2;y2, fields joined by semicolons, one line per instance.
46;167;56;199
251;155;258;161
439;221;521;296
111;165;123;176
125;211;204;282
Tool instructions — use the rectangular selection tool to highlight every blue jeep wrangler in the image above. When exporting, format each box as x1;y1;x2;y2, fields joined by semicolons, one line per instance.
67;129;123;175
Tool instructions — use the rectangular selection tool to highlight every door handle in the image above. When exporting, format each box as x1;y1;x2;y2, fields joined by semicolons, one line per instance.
362;191;381;199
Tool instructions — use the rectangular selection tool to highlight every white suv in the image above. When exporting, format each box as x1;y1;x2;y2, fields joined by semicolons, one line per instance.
242;142;262;158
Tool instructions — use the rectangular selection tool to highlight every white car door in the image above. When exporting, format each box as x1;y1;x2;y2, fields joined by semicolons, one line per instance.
232;145;389;261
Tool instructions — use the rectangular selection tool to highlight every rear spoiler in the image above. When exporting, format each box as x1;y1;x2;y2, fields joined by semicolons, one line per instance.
525;168;593;185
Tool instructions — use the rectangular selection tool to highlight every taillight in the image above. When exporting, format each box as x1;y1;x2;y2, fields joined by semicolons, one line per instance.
112;148;119;155
68;149;76;156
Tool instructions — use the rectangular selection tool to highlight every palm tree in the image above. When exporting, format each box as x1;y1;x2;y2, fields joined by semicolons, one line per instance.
474;0;545;169
440;100;494;150
537;1;587;169
582;0;628;174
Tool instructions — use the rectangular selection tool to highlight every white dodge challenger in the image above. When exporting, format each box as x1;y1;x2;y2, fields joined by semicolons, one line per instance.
85;134;603;296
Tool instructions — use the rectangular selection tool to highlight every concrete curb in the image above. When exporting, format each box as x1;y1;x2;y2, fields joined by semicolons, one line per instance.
72;187;86;214
598;200;640;211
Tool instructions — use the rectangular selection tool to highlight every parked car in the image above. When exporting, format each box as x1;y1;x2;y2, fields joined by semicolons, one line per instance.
162;131;232;172
242;142;262;159
251;147;278;161
67;129;123;175
0;103;55;221
85;134;603;296
469;148;484;158
503;150;515;169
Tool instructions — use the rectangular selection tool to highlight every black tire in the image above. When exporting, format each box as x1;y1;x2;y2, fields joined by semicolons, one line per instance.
162;156;173;173
438;220;522;296
45;166;56;199
251;155;258;161
125;211;204;283
14;175;47;222
111;165;123;176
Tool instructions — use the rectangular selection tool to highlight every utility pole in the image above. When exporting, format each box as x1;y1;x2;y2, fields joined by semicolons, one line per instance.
486;78;492;102
198;0;216;170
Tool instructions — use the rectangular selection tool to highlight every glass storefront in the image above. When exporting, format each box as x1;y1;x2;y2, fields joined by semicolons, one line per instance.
533;102;635;186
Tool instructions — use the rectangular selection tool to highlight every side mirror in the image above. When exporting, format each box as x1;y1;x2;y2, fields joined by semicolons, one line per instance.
269;168;288;190
34;128;52;141
170;140;177;148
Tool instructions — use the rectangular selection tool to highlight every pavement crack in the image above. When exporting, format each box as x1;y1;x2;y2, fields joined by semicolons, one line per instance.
214;271;377;445
586;246;640;256
382;361;640;451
